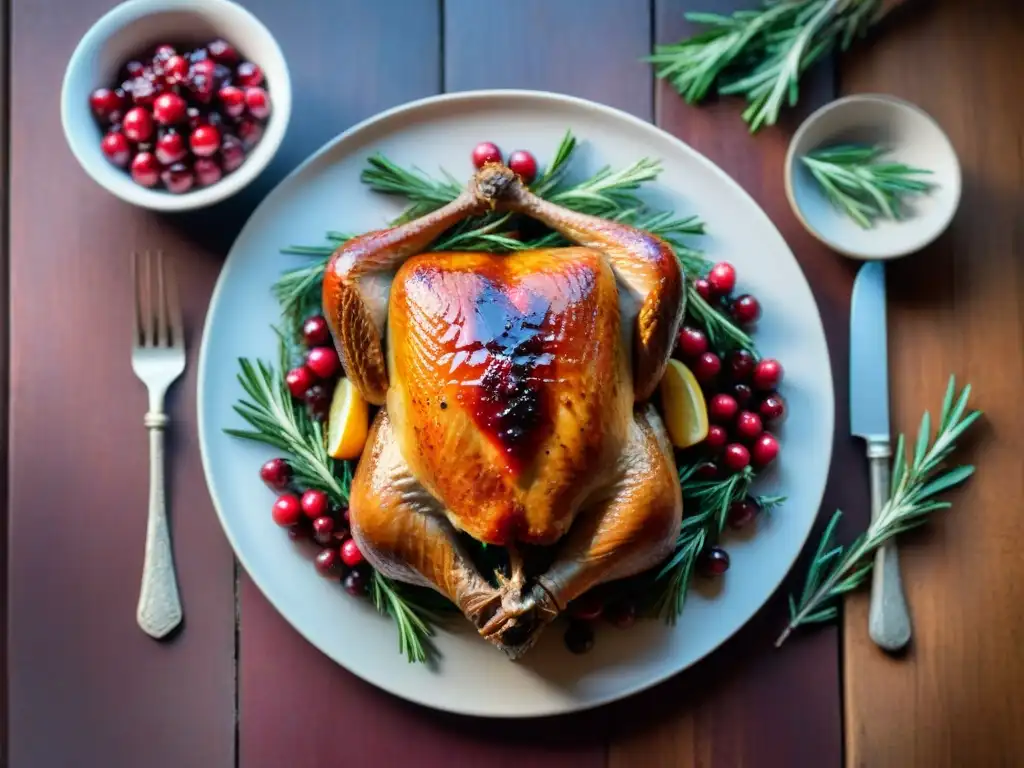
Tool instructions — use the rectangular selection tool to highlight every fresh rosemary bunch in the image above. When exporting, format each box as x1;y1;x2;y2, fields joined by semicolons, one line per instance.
649;0;884;132
225;330;439;663
652;465;784;622
777;375;980;646
801;144;934;228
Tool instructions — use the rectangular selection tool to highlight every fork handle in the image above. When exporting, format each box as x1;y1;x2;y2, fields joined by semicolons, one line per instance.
137;412;183;639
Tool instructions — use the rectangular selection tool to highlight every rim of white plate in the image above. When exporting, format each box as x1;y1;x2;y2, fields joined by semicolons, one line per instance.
197;89;835;718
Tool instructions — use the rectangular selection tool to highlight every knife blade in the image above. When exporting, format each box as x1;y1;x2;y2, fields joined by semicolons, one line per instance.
849;260;911;652
850;260;890;442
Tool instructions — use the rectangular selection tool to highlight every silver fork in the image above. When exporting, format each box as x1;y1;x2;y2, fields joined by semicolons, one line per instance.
131;250;186;639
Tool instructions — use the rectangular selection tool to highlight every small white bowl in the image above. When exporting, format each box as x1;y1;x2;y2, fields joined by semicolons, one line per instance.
784;94;961;260
61;0;291;212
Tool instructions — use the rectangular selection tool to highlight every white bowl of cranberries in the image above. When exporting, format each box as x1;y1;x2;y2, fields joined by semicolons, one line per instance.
61;0;291;211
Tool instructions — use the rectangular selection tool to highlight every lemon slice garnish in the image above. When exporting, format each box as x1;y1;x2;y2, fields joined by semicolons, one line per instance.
660;359;709;449
326;377;369;460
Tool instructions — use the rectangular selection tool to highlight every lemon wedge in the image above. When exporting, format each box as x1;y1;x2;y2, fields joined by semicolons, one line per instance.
326;377;369;460
659;359;709;449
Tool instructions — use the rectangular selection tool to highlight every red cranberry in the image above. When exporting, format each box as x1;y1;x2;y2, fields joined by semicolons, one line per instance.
237;119;263;149
694;460;719;479
507;150;538;184
259;458;291;492
704;425;728;453
128;75;163;106
304;384;332;421
707;262;737;296
340;538;365;568
751;432;780;468
124;60;146;79
161;162;194;194
244;86;271;119
723;443;750;472
312;516;335;545
692;352;721;384
306;346;340;379
734;411;763;441
89;87;126;120
287;525;308;541
155;130;187;165
731;294;761;326
565;621;594;654
567;592;604;622
218;85;246;117
301;489;330;520
343;568;369;597
272;494;302;527
194;157;223;187
731;383;754;407
693;278;712;301
187;73;214;103
190;124;221;157
302;316;331;347
236;61;264;87
759;394;786;424
752;359;784;390
698;546;730;576
220;134;246;172
676;326;708;359
726;350;755;382
285;365;316;399
605;600;637;629
152;92;187;125
152;43;177;63
122;107;154;142
163;55;190;84
314;548;340;577
727;498;760;530
207;38;239;64
190;58;216;81
130;152;160;187
708;394;738;424
471;141;502;168
100;131;131;167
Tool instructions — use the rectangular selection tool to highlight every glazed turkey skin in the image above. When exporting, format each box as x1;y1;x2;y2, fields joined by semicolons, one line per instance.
384;247;633;546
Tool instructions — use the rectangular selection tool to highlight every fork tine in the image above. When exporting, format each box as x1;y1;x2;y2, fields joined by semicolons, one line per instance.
156;250;170;348
164;253;185;349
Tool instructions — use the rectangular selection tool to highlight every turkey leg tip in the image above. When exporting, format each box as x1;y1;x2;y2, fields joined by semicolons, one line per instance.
472;163;523;203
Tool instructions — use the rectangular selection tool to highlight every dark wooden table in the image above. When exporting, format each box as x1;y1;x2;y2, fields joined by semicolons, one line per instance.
5;1;1023;766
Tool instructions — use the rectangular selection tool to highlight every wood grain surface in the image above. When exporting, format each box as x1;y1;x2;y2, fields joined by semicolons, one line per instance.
5;0;1023;766
840;1;1024;766
7;2;235;766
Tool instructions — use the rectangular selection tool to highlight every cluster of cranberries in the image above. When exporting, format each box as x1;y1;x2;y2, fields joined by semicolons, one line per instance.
471;141;538;183
676;261;787;578
260;456;369;596
89;39;271;192
284;315;341;421
561;590;640;654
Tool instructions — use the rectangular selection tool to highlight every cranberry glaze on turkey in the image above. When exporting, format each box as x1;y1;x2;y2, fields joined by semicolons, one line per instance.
323;164;685;658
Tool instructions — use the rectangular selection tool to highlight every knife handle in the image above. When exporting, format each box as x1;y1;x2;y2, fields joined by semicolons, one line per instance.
867;439;912;652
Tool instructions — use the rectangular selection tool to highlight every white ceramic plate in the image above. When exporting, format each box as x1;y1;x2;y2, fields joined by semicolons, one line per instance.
198;90;835;718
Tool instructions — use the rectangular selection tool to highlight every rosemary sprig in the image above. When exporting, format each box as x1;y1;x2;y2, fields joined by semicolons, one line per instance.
801;144;934;228
649;0;883;132
652;466;784;622
777;375;980;646
686;286;757;354
225;330;440;662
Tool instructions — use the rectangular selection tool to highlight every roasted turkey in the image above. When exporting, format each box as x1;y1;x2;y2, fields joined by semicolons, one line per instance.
323;164;685;658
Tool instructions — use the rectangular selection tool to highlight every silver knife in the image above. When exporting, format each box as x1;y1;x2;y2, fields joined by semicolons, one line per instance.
850;260;911;652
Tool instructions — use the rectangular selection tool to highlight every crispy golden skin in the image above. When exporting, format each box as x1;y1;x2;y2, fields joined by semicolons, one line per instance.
325;165;685;658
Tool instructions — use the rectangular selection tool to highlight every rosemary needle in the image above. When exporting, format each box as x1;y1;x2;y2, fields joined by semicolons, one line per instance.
801;143;934;228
